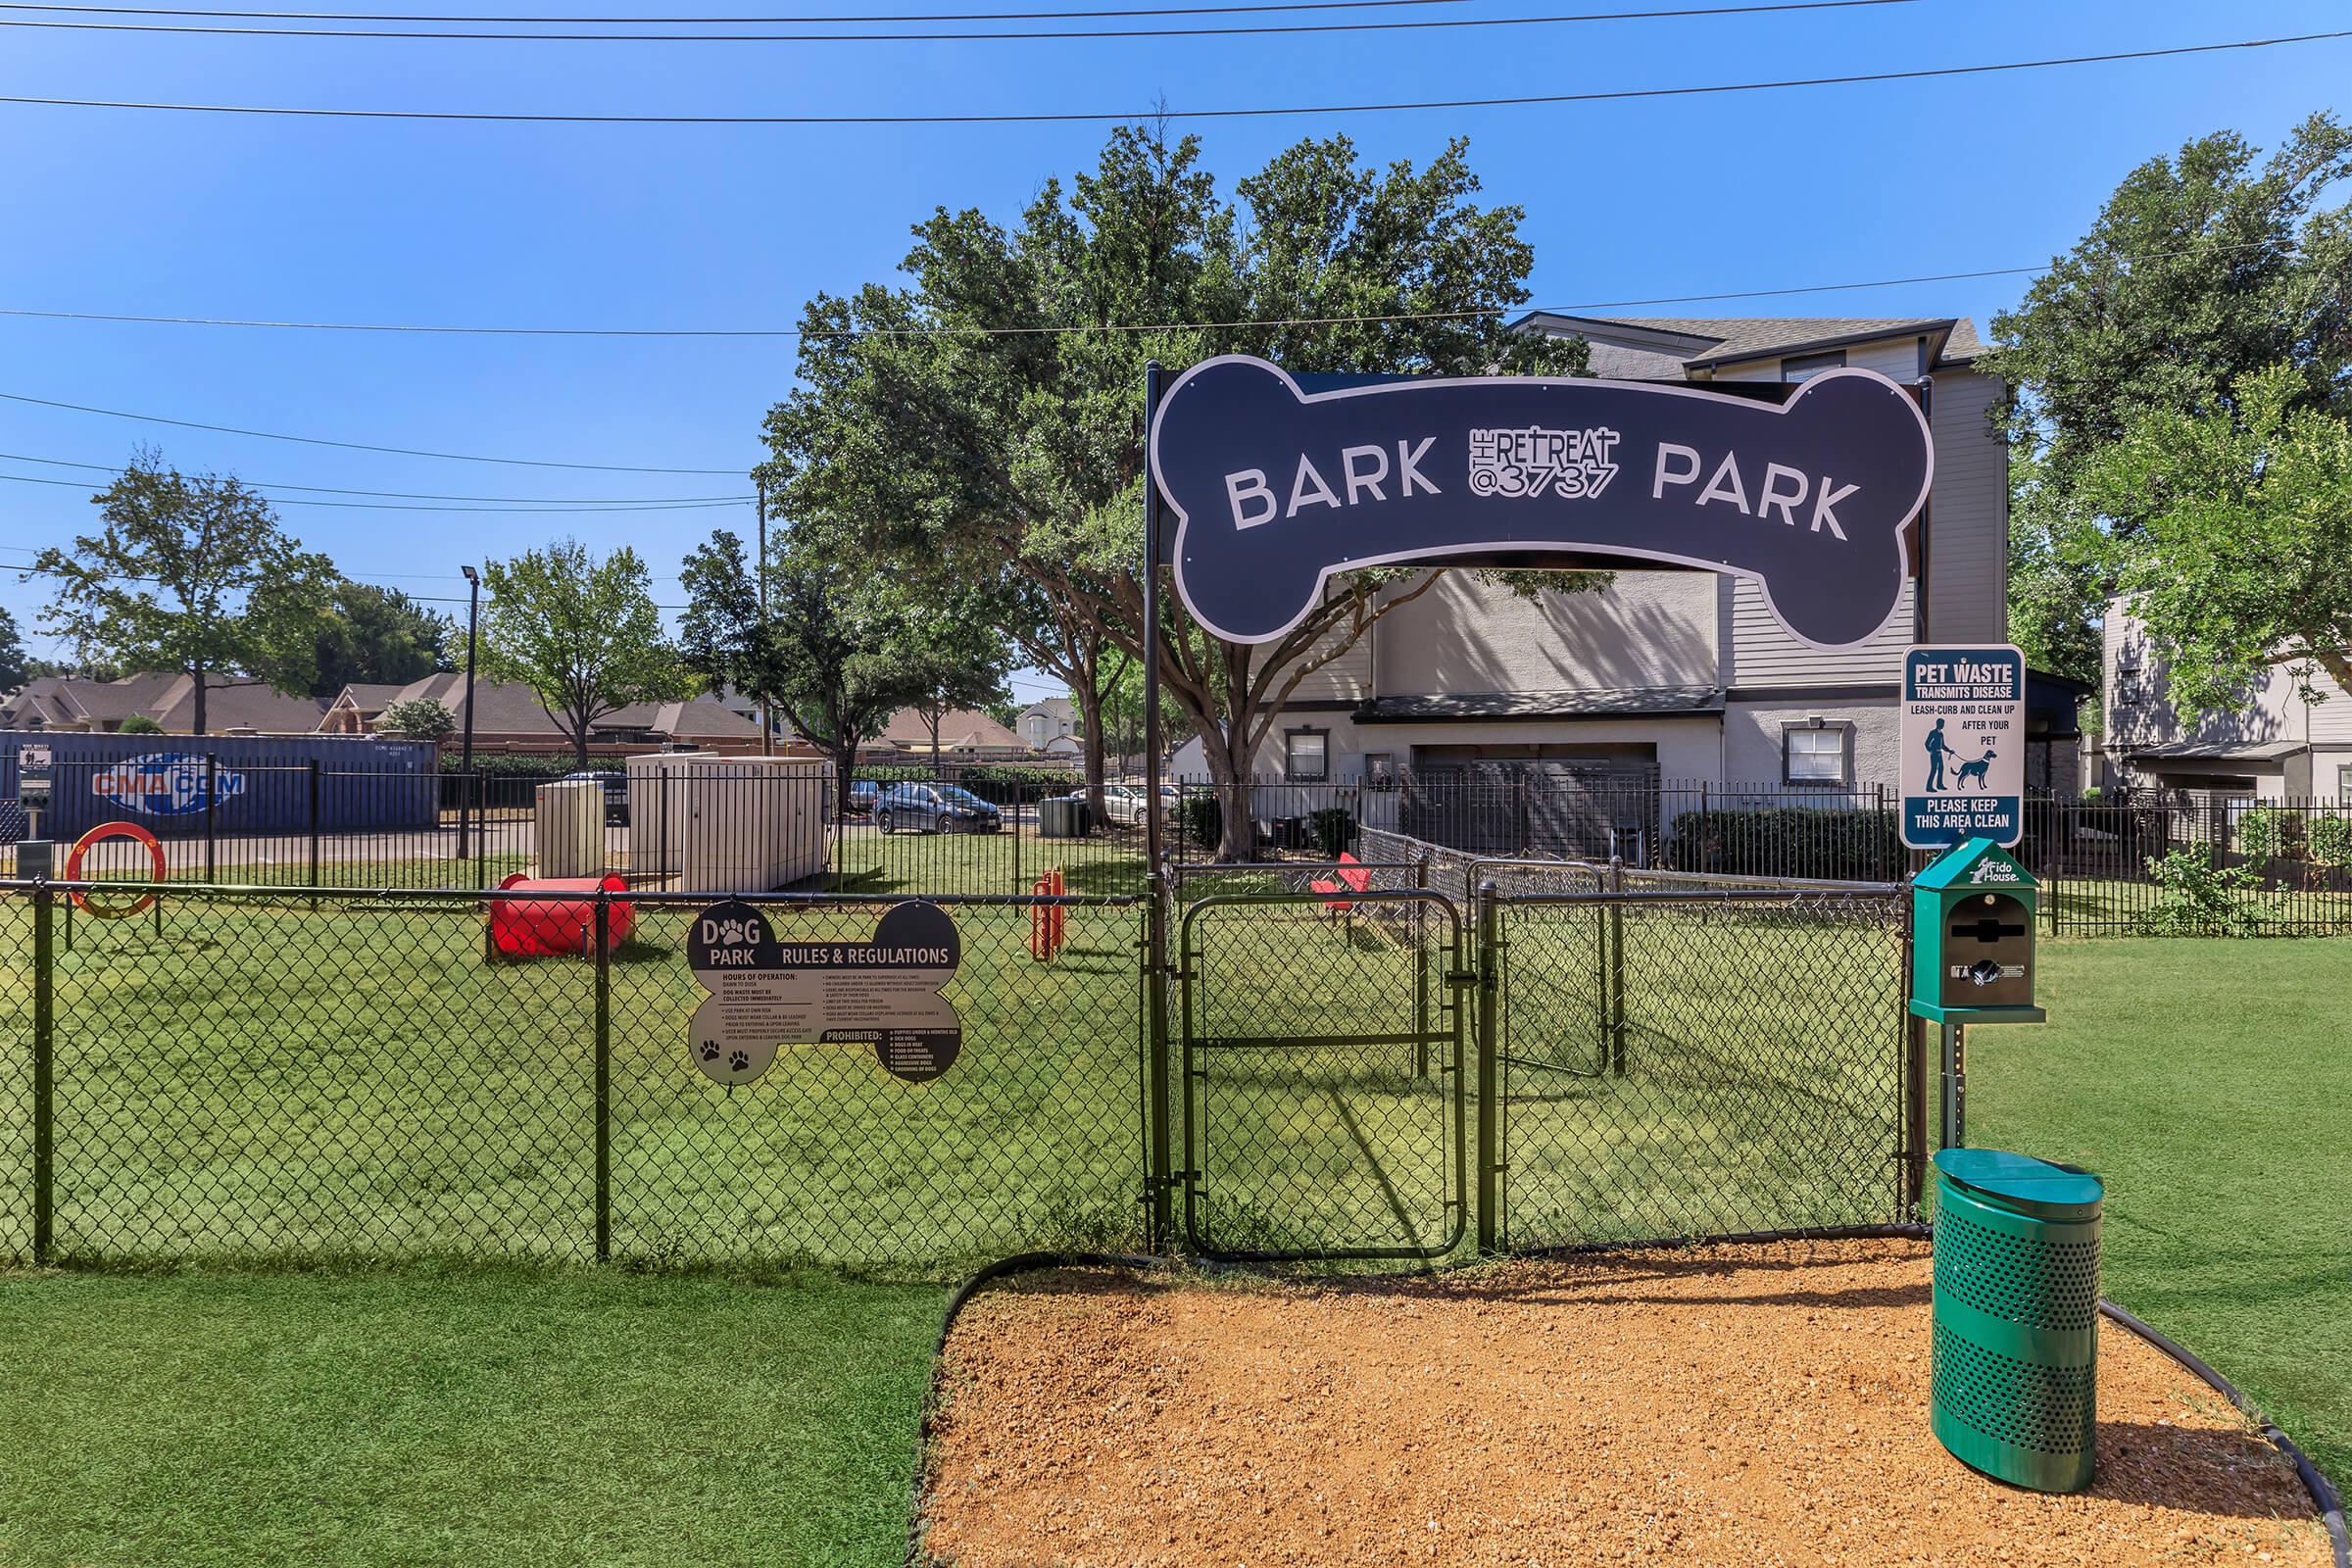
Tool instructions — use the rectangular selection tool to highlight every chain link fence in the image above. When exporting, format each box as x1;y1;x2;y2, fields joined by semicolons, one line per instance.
0;883;1145;1275
1487;888;1914;1250
0;874;1917;1272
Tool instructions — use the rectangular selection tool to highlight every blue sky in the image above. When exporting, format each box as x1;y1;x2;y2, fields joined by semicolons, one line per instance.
1;0;2346;708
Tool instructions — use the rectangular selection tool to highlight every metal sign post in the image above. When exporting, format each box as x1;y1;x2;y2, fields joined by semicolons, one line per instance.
1141;359;1173;1250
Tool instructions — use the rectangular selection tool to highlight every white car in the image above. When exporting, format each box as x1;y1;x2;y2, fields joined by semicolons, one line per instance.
1092;783;1175;827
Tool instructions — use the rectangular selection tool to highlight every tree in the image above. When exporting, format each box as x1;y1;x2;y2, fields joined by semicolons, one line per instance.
377;696;459;742
2081;364;2352;713
475;540;686;769
311;581;455;694
26;453;337;735
764;125;1591;856
678;529;918;813
1982;112;2352;679
118;714;163;735
0;607;28;692
888;584;1015;776
1090;652;1189;776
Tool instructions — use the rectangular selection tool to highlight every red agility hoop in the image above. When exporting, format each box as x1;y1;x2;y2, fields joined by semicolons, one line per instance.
65;821;169;919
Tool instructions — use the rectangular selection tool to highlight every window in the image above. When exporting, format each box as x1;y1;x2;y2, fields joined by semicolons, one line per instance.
1285;727;1329;783
2339;765;2352;807
1782;722;1851;786
1782;349;1847;382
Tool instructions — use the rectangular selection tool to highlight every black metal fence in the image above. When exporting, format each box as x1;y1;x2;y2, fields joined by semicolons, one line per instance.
0;875;1920;1272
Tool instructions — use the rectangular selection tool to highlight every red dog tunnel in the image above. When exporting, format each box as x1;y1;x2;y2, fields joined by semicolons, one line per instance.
490;873;635;957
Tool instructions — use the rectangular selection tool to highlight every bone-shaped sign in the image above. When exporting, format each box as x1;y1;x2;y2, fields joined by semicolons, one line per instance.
686;900;962;1086
1149;355;1932;650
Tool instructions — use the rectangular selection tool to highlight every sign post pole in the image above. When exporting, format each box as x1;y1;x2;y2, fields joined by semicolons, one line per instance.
1142;359;1174;1252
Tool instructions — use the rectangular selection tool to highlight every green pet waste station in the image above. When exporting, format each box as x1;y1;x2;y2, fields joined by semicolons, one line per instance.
1931;1148;2106;1493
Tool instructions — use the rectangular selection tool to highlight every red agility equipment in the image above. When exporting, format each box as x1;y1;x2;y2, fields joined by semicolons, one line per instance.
490;872;635;957
64;821;169;919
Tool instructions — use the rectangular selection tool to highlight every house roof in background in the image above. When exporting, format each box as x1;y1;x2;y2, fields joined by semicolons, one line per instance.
1355;686;1727;723
1018;696;1077;721
879;707;1026;751
1513;313;1984;378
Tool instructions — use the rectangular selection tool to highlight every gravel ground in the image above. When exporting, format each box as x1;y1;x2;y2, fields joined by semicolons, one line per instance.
920;1241;2331;1567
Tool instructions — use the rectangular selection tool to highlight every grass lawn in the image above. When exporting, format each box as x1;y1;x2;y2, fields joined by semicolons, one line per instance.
0;1262;938;1568
1971;938;2352;1485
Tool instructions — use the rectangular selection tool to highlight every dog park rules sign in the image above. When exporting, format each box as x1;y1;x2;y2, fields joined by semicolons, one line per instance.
686;900;963;1086
1148;355;1934;651
1901;646;2025;849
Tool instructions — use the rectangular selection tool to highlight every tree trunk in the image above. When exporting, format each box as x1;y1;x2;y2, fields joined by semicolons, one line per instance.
190;664;208;736
1189;715;1261;862
1073;683;1109;824
572;723;590;772
926;707;945;782
830;739;859;817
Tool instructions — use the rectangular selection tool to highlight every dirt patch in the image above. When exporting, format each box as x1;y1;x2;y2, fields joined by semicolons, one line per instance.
920;1241;2330;1567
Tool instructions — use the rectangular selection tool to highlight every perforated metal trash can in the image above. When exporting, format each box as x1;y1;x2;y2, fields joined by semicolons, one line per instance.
1931;1149;2105;1493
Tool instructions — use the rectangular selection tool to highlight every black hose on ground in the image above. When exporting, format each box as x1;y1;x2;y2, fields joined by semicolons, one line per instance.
2099;1298;2348;1568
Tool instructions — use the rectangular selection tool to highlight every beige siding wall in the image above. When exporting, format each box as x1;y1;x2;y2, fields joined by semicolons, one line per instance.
1373;569;1718;694
1925;368;2008;643
1271;612;1374;703
1724;576;1913;687
2106;599;2352;753
1707;337;1925;384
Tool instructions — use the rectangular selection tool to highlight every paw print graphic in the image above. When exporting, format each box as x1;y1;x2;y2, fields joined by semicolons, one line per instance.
699;1041;719;1063
728;1050;750;1073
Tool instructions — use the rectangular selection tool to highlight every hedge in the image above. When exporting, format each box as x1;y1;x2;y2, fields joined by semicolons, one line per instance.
1663;807;1902;880
440;754;634;781
852;763;1080;805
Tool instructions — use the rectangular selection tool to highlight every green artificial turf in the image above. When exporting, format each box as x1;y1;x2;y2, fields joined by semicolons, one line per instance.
0;1263;939;1568
1968;938;2352;1485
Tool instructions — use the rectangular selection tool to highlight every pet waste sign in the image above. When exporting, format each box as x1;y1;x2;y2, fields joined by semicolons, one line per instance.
686;900;963;1086
1900;646;2025;849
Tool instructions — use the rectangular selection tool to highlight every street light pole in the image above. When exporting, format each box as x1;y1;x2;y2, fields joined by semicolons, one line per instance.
459;564;480;857
756;476;773;757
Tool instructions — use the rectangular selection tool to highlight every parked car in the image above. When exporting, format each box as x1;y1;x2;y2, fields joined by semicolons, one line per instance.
875;781;1004;835
1094;783;1176;827
847;780;880;817
560;769;629;827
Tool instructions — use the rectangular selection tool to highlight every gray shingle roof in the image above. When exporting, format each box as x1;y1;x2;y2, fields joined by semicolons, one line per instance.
1516;313;1985;376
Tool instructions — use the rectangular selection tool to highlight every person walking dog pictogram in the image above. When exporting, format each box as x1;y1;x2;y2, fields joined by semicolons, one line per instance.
1925;717;1952;791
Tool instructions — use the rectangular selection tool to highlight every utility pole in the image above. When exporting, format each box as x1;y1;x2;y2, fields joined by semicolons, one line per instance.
757;475;774;757
458;562;481;858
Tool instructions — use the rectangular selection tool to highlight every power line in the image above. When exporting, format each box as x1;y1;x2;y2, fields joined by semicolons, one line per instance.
0;548;697;606
0;469;754;512
0;238;2304;341
0;0;1490;20
3;30;2339;123
0;449;752;503
0;0;1907;41
0;390;745;474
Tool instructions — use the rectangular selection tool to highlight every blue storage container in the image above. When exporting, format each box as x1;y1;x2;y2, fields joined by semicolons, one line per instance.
0;731;439;841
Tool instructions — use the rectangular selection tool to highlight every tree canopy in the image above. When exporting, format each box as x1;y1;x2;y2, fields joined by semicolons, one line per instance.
2082;364;2352;712
311;581;454;695
760;123;1587;853
26;452;337;734
678;528;920;808
1983;112;2352;678
475;540;685;768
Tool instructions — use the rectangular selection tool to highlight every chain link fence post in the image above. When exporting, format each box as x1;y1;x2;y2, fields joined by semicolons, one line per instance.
1145;859;1174;1251
31;880;55;1266
1475;879;1500;1253
1607;858;1628;1076
593;889;612;1263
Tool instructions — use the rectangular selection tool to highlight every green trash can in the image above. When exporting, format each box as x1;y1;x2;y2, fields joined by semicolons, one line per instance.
1931;1149;2104;1493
